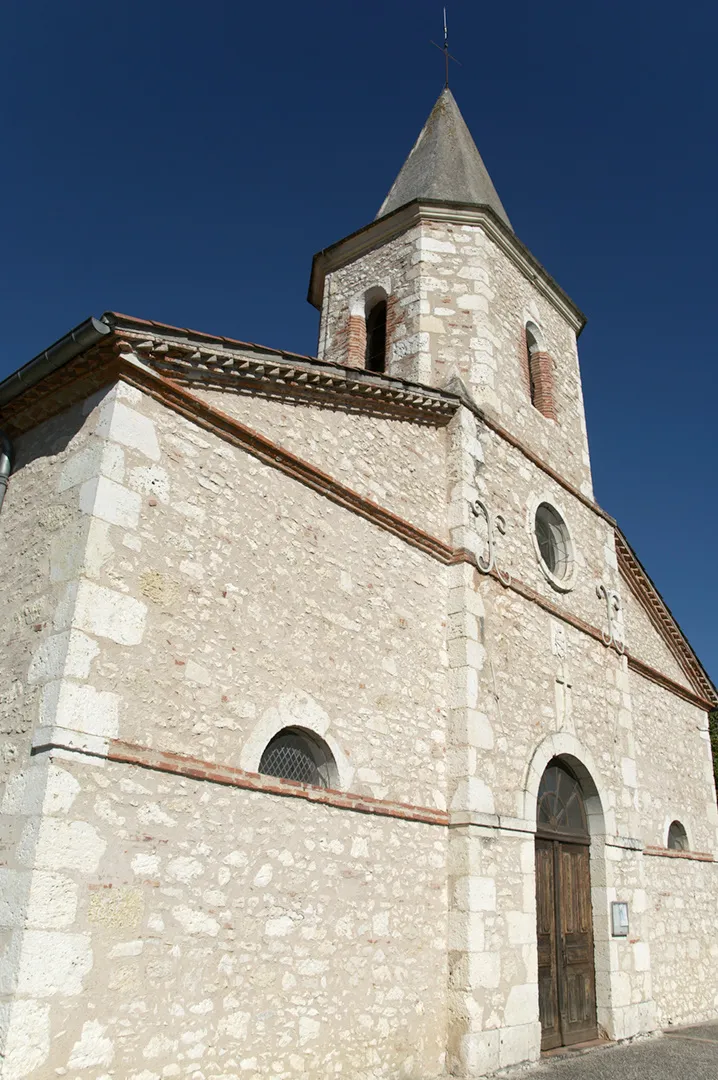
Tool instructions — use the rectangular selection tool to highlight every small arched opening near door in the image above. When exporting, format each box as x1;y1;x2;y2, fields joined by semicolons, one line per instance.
535;758;598;1051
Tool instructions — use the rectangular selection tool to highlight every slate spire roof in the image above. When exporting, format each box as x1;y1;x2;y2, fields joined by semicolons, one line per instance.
376;87;512;230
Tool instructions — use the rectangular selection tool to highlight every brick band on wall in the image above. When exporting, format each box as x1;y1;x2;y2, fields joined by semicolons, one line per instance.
529;351;557;421
346;314;366;368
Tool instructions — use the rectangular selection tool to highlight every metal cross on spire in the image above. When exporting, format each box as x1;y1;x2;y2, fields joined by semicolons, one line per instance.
431;7;461;88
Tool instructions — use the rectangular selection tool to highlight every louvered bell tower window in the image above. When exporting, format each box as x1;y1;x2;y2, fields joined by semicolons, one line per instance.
365;300;387;373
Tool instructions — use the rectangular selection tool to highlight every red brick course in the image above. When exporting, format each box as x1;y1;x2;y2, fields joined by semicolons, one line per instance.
643;846;714;863
346;314;367;368
528;350;557;421
105;740;449;826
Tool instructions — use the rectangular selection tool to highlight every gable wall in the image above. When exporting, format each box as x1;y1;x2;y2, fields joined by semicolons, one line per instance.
620;583;692;691
189;387;449;540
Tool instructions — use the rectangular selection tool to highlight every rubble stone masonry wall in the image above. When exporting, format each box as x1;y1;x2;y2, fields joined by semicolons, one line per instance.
4;752;448;1078
189;388;450;541
644;855;718;1027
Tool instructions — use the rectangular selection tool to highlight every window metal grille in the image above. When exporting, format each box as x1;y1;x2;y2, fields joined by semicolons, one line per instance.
259;730;328;788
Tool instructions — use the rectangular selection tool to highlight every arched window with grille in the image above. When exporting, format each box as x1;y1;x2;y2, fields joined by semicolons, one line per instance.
258;727;337;789
667;820;689;851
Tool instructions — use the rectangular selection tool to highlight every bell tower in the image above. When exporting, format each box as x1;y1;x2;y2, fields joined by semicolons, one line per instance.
309;88;593;497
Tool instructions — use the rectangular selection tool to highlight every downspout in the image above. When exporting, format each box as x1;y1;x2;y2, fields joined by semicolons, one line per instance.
0;430;11;514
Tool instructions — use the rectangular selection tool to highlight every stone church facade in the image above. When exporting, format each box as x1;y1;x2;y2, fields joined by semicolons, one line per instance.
0;89;716;1079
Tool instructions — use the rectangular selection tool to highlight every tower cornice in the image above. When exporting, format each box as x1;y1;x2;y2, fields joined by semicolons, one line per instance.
308;199;587;335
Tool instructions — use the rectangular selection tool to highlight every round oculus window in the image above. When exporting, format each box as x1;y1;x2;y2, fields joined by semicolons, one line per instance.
534;503;573;583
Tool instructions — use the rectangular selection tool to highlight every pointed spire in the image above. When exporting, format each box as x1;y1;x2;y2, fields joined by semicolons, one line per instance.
376;88;512;230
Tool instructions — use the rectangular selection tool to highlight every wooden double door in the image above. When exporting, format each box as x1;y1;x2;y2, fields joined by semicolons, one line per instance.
535;836;597;1050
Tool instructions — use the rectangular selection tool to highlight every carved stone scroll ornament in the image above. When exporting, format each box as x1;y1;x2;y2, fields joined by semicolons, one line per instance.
471;498;510;585
597;582;625;654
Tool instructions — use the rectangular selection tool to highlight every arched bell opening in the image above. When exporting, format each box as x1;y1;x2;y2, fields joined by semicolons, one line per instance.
535;757;599;1051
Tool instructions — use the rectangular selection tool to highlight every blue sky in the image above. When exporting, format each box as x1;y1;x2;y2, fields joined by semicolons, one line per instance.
2;1;716;682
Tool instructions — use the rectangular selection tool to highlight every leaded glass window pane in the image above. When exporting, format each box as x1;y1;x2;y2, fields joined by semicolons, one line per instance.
537;761;588;836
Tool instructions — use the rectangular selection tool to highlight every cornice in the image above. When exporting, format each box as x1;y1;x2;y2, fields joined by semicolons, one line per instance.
0;343;120;438
615;530;717;704
308;199;586;334
117;327;458;427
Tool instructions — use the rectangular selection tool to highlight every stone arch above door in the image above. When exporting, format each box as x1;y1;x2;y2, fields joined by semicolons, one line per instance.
522;732;615;838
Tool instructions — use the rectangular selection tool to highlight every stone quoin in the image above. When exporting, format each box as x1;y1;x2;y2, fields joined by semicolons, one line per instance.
0;86;716;1079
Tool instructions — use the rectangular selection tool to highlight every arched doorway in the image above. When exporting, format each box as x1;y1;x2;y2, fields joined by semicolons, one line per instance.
535;758;598;1050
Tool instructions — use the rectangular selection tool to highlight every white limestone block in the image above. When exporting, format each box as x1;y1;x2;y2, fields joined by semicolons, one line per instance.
96;400;160;460
79;475;141;529
419;237;456;254
0;870;29;929
621;757;638;789
43;765;81;814
40;680;119;740
59;440;125;492
507;911;536;946
460;1030;499;1076
28;629;99;683
83;519;116;578
25;872;78;929
132;853;160;876
468;951;500;989
450;777;495;815
16;930;92;997
454;875;496;912
72;580;147;645
1;1000;51;1080
504;983;539;1027
633;941;651;971
167;857;204;884
108;940;143;957
35;819;106;874
219;1011;250;1041
185;660;211;686
299;1016;321;1045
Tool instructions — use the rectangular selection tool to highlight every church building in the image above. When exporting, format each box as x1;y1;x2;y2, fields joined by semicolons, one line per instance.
0;88;716;1078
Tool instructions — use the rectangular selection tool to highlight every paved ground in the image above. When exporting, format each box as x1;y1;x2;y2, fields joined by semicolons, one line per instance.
525;1023;718;1080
